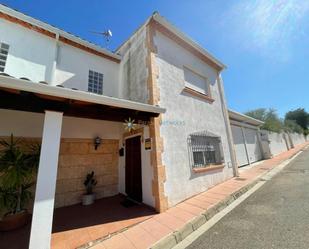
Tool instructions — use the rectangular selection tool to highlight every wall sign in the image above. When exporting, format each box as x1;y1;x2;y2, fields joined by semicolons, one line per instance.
145;138;152;151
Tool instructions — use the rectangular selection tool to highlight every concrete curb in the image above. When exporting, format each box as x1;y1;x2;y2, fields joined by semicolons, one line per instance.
150;147;306;249
150;180;260;249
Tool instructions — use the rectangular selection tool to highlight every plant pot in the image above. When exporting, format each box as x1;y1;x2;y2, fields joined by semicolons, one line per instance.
82;193;96;206
0;210;30;231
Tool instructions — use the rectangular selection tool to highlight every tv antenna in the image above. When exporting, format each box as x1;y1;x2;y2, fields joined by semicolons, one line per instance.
90;29;112;48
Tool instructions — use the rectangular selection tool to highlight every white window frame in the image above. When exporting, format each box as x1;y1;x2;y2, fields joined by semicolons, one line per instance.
183;66;210;96
88;70;103;95
0;42;9;73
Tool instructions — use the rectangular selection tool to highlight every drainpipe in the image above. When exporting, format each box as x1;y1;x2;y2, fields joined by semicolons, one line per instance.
46;33;59;85
217;74;239;177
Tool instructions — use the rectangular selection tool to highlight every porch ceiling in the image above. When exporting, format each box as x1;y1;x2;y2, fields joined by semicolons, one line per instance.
0;75;165;122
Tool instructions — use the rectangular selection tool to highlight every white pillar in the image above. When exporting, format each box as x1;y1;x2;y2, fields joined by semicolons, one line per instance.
29;111;63;249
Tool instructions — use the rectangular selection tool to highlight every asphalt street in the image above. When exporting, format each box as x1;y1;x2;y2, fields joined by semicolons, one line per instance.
187;147;309;249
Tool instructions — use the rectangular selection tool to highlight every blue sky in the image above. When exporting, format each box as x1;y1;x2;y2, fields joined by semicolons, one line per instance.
2;0;309;117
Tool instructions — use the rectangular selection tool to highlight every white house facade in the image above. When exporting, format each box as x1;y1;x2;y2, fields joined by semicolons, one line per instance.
0;5;243;249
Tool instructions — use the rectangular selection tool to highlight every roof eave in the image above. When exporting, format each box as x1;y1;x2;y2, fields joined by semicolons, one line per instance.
0;4;121;62
0;76;165;114
228;109;264;126
152;13;227;71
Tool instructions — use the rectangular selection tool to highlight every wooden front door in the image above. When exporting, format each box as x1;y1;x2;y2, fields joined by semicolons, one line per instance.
125;136;142;202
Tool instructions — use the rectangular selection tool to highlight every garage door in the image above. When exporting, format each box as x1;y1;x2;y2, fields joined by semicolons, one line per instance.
243;128;262;163
231;125;249;166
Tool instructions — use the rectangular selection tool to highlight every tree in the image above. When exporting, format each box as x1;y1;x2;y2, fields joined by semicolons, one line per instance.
284;119;304;134
245;108;283;133
285;108;309;135
0;135;40;216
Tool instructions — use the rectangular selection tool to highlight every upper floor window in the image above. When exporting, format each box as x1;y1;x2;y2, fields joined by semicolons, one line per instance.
88;70;103;94
0;42;9;72
184;67;208;95
188;131;224;168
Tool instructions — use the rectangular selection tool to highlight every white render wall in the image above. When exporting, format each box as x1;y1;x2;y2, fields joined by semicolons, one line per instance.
154;31;234;207
267;131;288;156
0;18;56;83
117;26;149;103
54;44;119;97
289;132;306;146
260;130;307;158
0;18;120;98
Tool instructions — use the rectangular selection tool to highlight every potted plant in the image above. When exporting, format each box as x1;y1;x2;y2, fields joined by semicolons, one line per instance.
82;171;97;205
0;134;40;231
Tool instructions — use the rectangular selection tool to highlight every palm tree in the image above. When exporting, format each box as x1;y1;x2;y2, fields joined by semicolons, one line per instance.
0;134;40;216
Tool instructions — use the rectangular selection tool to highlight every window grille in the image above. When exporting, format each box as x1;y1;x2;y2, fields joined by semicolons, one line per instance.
88;70;103;94
0;42;9;72
188;131;224;168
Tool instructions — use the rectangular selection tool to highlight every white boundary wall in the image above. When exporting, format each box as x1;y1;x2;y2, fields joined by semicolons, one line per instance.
260;130;306;158
268;132;288;156
289;132;306;146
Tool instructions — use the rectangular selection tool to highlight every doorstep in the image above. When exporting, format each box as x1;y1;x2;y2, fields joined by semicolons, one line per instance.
85;142;309;249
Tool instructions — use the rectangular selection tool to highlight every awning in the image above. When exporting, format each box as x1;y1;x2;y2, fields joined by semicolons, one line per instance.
0;75;165;122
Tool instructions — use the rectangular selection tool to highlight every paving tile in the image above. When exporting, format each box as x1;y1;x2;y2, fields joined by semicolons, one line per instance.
91;243;107;249
176;202;204;216
193;195;216;203
166;207;196;222
51;232;69;249
123;225;157;249
186;198;213;209
86;225;110;241
207;189;231;196
153;212;186;230
201;192;225;200
64;228;92;249
103;233;136;249
197;195;221;205
139;218;173;240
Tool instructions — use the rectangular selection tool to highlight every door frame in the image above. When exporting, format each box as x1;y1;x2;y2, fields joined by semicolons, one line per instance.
124;134;143;202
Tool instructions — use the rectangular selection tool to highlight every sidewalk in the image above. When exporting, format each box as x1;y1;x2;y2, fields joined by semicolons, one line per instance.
88;142;309;249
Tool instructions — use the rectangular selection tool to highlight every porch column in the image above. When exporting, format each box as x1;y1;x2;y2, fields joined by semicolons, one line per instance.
29;111;63;249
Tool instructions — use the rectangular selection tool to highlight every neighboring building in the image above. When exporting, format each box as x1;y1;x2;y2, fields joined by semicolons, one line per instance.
229;109;307;167
0;5;238;248
229;109;264;167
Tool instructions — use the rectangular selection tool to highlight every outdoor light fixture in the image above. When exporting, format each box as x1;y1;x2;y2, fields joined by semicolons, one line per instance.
94;136;101;150
119;147;124;156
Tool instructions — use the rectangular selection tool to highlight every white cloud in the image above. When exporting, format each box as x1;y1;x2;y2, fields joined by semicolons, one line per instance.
222;0;309;61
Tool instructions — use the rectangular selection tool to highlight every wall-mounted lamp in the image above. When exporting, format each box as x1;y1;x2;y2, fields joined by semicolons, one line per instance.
94;136;101;150
119;147;124;156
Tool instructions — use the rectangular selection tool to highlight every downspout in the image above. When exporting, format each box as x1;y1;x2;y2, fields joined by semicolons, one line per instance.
217;73;239;177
